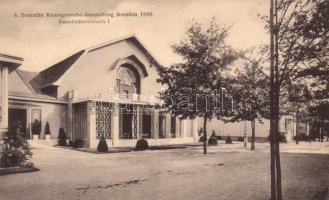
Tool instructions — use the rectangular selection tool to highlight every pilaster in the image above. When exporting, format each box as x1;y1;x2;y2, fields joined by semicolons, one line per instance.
153;110;159;139
87;101;96;148
192;118;198;142
165;114;171;138
112;104;119;146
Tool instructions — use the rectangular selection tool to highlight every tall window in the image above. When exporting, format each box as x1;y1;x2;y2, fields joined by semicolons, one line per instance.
117;66;140;100
171;116;176;138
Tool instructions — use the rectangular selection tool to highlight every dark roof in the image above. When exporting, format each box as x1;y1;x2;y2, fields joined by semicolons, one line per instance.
16;69;39;83
36;50;85;88
10;70;60;101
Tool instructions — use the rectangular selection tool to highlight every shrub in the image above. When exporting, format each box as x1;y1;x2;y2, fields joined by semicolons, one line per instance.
208;137;218;146
97;137;108;152
1;121;33;167
211;130;216;138
279;133;287;143
238;136;244;141
135;139;148;151
58;128;67;146
72;139;85;148
31;119;41;136
225;135;232;144
199;135;206;142
44;122;51;135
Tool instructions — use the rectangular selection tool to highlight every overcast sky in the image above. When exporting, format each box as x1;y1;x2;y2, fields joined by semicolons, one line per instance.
0;0;269;72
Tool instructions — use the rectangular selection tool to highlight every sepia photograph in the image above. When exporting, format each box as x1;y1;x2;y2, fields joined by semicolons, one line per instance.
0;0;328;199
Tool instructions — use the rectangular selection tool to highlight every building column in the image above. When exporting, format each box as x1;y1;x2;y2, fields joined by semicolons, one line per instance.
0;67;8;155
26;108;31;139
182;120;187;138
87;101;96;148
175;118;181;138
67;91;74;141
192;118;198;142
112;104;119;146
135;106;140;140
165;113;171;138
0;54;23;162
1;67;8;129
153;110;159;139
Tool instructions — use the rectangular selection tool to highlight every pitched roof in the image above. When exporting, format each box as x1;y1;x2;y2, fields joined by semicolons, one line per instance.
33;35;160;88
10;35;161;102
9;70;60;101
36;50;85;88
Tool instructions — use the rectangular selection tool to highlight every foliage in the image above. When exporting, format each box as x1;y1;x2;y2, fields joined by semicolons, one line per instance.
0;121;33;167
226;49;269;150
227;49;270;123
44;121;51;135
208;137;218;146
57;128;67;146
264;1;329;198
97;137;108;152
157;18;238;154
31;119;41;135
135;139;149;151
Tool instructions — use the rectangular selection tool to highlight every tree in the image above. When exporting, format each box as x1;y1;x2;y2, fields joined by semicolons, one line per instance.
157;18;238;154
308;101;329;141
227;54;269;150
31;119;41;136
58;128;67;146
267;0;329;199
287;81;312;143
45;121;51;135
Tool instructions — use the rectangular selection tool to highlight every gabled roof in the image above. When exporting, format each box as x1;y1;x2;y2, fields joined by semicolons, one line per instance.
9;70;60;102
35;50;85;88
32;35;160;89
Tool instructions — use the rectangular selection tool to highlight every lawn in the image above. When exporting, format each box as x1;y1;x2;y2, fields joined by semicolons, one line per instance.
0;142;328;200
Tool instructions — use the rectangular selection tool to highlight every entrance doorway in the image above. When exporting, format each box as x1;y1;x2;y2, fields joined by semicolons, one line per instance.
8;108;28;139
122;112;133;139
143;114;151;138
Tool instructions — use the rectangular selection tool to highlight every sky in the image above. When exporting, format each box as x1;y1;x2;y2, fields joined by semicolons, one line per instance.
0;0;269;72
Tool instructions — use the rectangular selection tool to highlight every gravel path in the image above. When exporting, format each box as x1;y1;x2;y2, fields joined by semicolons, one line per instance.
0;142;328;200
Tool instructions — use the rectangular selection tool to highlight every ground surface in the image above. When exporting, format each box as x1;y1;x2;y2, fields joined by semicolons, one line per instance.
0;141;328;200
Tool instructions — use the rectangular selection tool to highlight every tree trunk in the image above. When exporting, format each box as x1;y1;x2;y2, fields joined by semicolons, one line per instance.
270;130;277;200
296;106;299;144
273;0;283;198
269;0;277;198
203;117;207;154
274;88;282;200
244;121;248;147
251;119;256;150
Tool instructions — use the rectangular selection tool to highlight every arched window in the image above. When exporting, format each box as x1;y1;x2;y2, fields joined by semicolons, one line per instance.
118;68;137;89
116;65;141;100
